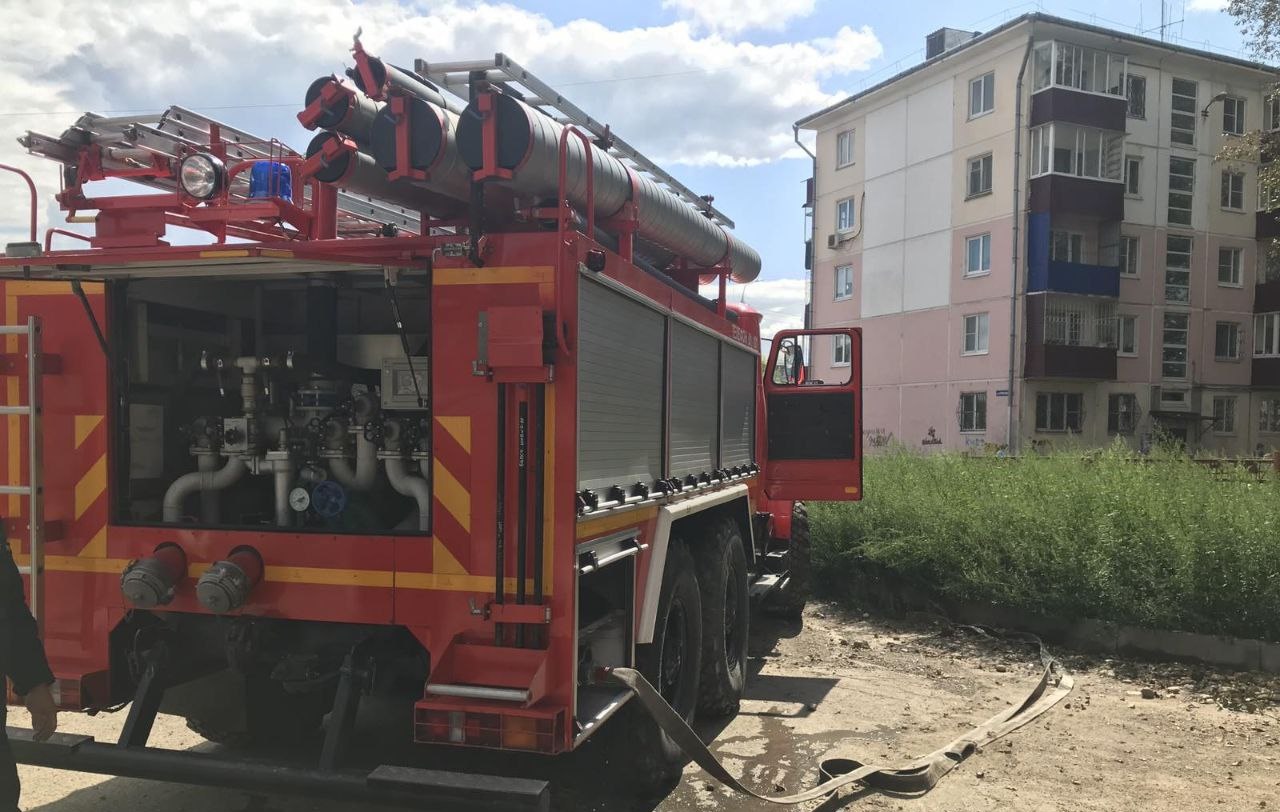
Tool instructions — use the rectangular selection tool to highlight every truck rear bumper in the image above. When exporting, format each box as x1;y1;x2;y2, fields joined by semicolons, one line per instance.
6;726;550;811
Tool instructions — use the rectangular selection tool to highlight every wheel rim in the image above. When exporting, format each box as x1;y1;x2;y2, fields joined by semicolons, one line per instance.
660;599;688;704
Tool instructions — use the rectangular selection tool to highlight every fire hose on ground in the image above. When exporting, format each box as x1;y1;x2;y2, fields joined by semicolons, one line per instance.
602;627;1073;803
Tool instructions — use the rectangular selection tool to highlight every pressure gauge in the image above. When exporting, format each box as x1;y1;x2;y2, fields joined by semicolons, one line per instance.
289;487;312;513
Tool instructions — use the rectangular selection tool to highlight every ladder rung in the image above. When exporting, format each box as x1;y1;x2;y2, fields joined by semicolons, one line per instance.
0;325;31;335
0;484;32;495
0;405;31;415
16;565;36;575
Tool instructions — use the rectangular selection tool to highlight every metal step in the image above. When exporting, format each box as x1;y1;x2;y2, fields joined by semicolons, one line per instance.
9;727;550;811
749;573;785;601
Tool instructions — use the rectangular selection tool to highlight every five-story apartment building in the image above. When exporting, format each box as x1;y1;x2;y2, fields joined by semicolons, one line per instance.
799;13;1280;454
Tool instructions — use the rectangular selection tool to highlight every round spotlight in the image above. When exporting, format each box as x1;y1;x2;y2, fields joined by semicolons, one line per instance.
178;153;226;200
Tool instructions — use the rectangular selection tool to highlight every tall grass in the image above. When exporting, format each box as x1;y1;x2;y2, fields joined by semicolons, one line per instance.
810;444;1280;641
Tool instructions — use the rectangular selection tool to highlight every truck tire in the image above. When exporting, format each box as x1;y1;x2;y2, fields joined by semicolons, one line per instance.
628;539;703;796
765;502;810;621
692;519;749;717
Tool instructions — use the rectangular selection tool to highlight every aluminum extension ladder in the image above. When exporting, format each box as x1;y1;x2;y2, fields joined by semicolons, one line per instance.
0;317;44;634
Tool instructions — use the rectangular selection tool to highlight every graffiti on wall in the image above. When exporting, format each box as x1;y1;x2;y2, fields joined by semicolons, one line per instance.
865;428;894;448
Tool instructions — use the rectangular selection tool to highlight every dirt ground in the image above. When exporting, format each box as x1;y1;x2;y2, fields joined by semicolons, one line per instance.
11;604;1280;811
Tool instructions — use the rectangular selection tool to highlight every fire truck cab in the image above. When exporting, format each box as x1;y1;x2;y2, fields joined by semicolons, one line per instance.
0;45;861;809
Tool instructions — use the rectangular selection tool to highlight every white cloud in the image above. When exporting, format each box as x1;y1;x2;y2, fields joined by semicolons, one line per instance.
1187;0;1228;11
702;276;809;338
0;1;881;243
663;0;816;35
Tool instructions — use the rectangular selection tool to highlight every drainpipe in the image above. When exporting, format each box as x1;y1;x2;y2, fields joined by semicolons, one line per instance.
1007;29;1036;455
795;124;818;336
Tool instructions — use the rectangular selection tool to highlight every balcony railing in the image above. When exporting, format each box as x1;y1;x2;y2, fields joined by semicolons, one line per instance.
1025;294;1118;380
1253;357;1280;387
1259;282;1280;313
1028;174;1125;220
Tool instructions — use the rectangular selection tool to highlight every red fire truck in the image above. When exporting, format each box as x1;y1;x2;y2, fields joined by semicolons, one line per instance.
0;42;861;808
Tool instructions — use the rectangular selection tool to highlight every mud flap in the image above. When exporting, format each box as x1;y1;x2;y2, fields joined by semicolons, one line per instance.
601;631;1073;803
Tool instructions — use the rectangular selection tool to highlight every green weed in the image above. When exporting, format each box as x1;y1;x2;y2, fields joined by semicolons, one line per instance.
810;444;1280;640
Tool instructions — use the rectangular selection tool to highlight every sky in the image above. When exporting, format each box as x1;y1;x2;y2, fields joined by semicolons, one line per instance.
0;0;1252;337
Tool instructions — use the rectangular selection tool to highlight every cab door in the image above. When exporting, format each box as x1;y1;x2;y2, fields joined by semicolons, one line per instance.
761;328;861;501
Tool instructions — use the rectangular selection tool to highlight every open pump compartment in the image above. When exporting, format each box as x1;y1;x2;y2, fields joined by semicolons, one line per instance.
109;267;433;535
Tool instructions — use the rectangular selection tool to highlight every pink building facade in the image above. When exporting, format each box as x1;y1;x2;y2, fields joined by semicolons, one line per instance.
800;13;1280;455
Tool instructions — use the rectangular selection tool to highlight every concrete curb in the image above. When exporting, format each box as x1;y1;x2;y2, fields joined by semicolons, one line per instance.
949;600;1280;674
832;566;1280;674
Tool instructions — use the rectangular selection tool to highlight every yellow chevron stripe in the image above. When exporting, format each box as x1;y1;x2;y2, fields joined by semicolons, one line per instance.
432;537;468;574
78;526;108;558
75;415;103;449
433;459;471;534
437;415;471;454
74;455;107;520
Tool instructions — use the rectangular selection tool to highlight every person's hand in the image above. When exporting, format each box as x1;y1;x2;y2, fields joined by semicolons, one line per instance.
23;683;58;742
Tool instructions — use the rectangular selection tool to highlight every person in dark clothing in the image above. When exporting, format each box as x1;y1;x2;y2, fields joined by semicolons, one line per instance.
0;538;57;812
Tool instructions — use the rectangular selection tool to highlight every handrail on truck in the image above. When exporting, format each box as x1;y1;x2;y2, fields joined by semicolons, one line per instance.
554;124;595;357
0;163;38;244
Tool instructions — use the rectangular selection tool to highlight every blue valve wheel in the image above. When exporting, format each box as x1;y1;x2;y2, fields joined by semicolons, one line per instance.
309;480;347;519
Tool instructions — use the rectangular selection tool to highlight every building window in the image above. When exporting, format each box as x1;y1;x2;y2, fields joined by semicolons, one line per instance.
1213;396;1237;434
1255;312;1280;357
834;264;853;300
967;154;992;198
1165;235;1192;304
1032;41;1126;95
962;313;989;355
1049;231;1083;262
1168;156;1195;227
1108;393;1138;434
1218;247;1243;286
1118;314;1138;355
836;129;855;168
1223;97;1246;136
1261;398;1280;433
959;392;987;432
1125;155;1142;196
965;233;991;275
1171;78;1198;147
1268;93;1280;131
1215;321;1241;360
1161;389;1188;408
1163;312;1189;379
969;72;995;118
837;197;855;233
1029;123;1123;181
832;333;851;366
1221;171;1245;211
1036;392;1084;433
1118;235;1139;276
1126;74;1146;118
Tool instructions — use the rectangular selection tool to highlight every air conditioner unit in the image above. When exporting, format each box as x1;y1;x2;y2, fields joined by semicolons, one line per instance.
827;234;838;249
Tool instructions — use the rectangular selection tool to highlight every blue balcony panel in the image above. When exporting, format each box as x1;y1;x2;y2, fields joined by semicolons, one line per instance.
1028;259;1121;297
1026;212;1120;297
